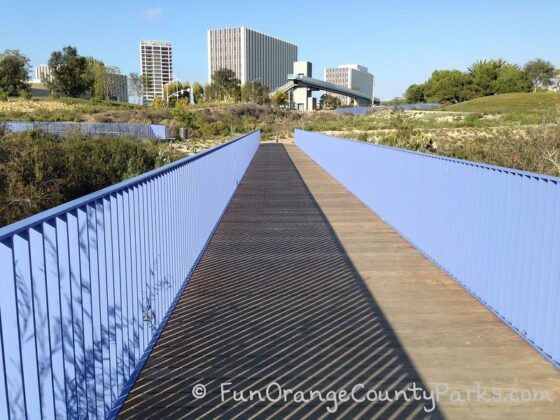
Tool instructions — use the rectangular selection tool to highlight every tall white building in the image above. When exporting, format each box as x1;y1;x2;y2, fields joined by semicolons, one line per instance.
207;27;297;91
34;65;52;83
324;64;375;106
140;40;173;104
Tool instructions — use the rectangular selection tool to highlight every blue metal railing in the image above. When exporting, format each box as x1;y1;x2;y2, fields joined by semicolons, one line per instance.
335;103;440;116
0;130;260;419
2;122;168;140
295;129;560;368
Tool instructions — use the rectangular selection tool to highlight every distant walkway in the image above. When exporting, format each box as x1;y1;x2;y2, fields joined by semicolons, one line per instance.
119;144;560;418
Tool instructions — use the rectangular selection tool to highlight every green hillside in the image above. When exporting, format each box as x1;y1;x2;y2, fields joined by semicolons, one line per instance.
442;92;559;114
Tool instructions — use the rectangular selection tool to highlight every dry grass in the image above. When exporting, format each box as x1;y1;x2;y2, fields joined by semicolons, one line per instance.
0;98;80;113
322;110;560;177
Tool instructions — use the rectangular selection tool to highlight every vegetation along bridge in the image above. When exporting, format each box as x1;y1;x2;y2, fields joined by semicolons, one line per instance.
0;130;559;419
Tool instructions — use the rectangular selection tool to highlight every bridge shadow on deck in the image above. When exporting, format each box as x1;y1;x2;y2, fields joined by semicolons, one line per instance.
119;144;442;419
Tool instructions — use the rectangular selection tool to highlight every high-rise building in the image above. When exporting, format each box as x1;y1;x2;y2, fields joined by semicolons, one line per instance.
324;64;375;106
207;27;297;91
140;40;173;104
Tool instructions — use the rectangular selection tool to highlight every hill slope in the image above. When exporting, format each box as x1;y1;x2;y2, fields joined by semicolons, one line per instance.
442;92;559;114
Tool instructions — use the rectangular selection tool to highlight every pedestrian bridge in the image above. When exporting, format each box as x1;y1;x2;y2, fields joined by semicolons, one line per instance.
0;130;559;418
274;74;381;106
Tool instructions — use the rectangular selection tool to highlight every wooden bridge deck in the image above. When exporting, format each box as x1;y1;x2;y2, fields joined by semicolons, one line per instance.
119;144;560;419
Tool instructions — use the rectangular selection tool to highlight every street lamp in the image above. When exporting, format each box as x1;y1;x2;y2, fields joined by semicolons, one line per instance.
166;89;189;105
165;79;190;106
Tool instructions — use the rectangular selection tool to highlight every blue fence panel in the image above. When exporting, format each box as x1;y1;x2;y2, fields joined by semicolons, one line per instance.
336;103;441;116
2;121;167;140
0;130;260;419
295;129;560;367
335;107;371;116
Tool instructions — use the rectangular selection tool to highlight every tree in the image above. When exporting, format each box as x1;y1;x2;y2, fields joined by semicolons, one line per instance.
260;85;271;105
0;49;31;97
128;72;143;104
128;72;152;104
524;59;556;91
271;91;287;108
210;68;241;101
141;75;152;103
405;84;425;103
468;59;506;97
494;64;532;94
241;80;270;104
319;94;341;109
423;70;471;104
85;57;106;100
203;82;216;101
163;81;189;106
241;82;254;102
182;81;191;104
48;46;92;97
192;81;204;104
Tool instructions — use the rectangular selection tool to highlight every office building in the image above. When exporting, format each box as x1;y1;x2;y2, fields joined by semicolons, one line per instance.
105;72;128;102
207;27;297;91
140;40;173;104
324;64;375;106
34;65;52;83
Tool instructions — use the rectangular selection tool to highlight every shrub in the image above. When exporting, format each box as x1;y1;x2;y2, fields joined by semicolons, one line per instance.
0;90;7;101
93;113;113;123
175;98;189;109
151;97;166;108
19;89;32;100
356;132;368;141
0;131;182;226
464;114;481;127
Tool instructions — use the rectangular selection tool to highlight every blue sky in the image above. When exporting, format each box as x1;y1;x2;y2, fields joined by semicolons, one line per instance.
1;0;559;99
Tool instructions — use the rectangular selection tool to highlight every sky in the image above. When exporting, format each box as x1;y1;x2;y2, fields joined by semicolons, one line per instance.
1;0;559;99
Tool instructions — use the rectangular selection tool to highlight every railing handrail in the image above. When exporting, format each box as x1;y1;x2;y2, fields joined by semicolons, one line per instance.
296;129;560;369
0;129;260;241
4;121;160;129
294;129;560;184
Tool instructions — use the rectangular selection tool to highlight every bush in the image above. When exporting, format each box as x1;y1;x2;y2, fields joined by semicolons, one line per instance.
151;97;166;108
0;131;182;226
19;89;32;100
175;98;189;109
464;113;483;127
0;90;7;101
356;132;368;141
92;113;113;123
